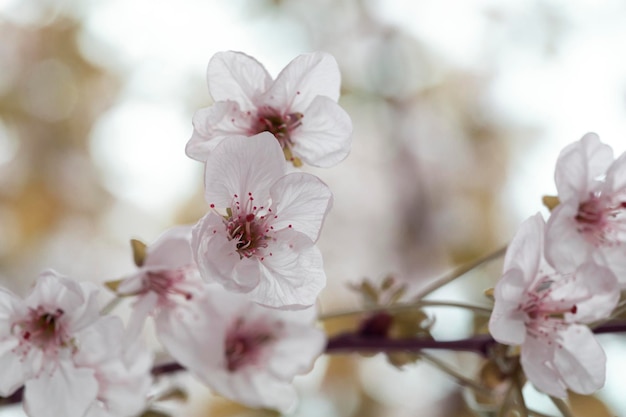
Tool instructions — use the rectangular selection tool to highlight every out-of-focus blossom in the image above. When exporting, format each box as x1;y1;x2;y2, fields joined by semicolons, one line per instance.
192;133;332;308
186;50;353;167
158;285;325;413
116;225;205;338
0;271;102;417
489;213;619;398
74;317;153;417
546;133;626;285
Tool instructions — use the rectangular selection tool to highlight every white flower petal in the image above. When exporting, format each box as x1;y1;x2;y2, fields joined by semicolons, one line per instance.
268;323;325;379
203;133;285;209
266;51;341;112
545;203;594;272
24;360;98;417
605;150;626;194
157;292;225;376
208;51;272;109
186;101;252;162
489;269;527;345
503;213;544;282
521;335;567;398
0;340;26;396
270;172;332;242
144;225;194;269
565;262;619;323
594;245;626;287
554;132;613;203
248;232;326;308
292;96;353;167
553;325;606;395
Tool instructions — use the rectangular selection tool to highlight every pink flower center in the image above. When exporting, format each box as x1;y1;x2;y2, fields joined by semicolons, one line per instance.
575;194;626;246
13;307;69;356
223;192;274;259
142;269;193;302
224;318;275;372
251;106;304;166
519;276;578;346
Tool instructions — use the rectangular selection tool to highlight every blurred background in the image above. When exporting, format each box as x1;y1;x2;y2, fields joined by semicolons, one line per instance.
1;0;626;415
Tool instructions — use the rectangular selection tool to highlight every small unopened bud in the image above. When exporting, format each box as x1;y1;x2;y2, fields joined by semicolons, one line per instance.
542;195;560;211
130;239;148;267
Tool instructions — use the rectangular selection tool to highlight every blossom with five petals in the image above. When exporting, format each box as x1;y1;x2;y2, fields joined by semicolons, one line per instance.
192;132;332;308
489;213;619;397
157;285;325;413
0;271;105;417
185;50;353;167
116;225;205;339
546;133;626;284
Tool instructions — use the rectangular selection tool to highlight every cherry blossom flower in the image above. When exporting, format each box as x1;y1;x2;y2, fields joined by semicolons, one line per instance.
489;213;619;397
546;133;626;284
192;132;332;308
0;270;103;417
73;317;153;417
185;50;353;168
116;225;208;343
157;286;325;413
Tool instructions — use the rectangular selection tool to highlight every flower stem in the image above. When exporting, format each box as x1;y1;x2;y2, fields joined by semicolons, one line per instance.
419;351;493;396
413;245;508;299
319;300;493;321
100;296;123;315
549;396;574;417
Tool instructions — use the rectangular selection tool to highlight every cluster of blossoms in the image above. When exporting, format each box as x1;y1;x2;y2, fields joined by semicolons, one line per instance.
0;51;352;417
489;133;624;397
2;48;625;417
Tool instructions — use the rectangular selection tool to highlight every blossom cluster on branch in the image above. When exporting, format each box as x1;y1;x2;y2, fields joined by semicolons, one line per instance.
0;50;625;417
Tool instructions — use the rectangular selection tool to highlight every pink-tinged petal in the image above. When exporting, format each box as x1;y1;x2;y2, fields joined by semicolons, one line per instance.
156;291;225;375
594;245;626;287
503;213;544;282
248;232;325;308
269;172;332;242
125;292;159;340
245;372;298;413
26;270;85;313
207;51;272;108
0;340;26;396
545;203;593;272
204;133;285;208
565;262;619;323
605;150;626;194
489;269;527;345
24;360;98;417
144;225;194;269
554;133;613;203
521;335;567;398
186;101;253;162
265;51;341;112
268;323;325;379
553;325;606;395
291;96;353;167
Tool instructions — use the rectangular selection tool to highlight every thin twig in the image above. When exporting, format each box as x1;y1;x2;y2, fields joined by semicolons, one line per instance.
549;396;574;417
513;369;529;417
419;351;493;397
413;245;508;299
319;300;493;321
